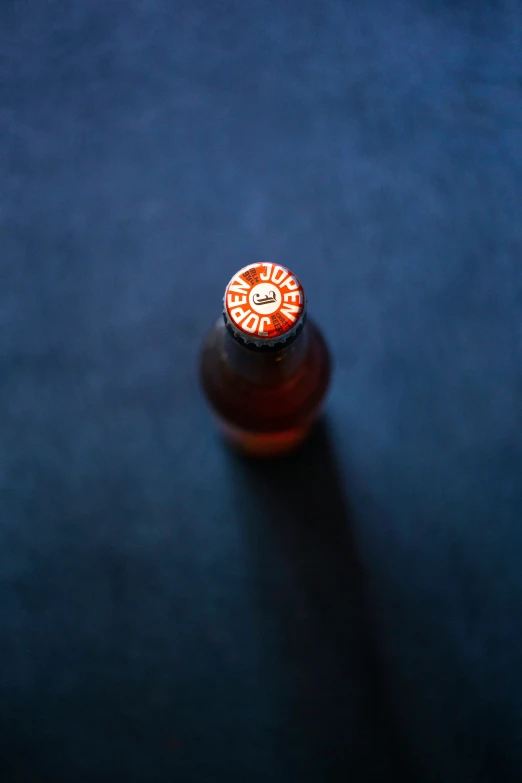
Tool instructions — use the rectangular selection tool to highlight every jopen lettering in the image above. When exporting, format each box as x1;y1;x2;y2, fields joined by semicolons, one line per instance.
280;303;300;322
226;263;305;340
228;275;251;295
283;291;302;304
271;266;288;285
231;306;252;325
228;294;247;307
242;313;260;333
259;263;273;281
259;317;271;335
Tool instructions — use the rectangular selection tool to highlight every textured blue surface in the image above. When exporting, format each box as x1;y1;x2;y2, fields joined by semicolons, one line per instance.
2;1;522;780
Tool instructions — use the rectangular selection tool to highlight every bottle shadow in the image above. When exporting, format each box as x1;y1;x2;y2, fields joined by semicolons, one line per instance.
228;416;412;782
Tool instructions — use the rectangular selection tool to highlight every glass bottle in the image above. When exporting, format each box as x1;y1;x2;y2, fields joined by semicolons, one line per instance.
200;262;331;457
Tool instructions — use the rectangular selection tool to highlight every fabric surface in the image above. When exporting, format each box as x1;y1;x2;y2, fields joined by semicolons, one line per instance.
1;1;522;780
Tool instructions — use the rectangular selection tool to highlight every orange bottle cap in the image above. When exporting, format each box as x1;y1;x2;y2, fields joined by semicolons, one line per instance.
223;263;307;348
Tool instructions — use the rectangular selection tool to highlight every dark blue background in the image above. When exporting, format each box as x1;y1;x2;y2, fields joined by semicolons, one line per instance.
1;1;522;780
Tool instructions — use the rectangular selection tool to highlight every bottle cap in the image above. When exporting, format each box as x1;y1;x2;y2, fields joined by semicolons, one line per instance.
223;263;307;349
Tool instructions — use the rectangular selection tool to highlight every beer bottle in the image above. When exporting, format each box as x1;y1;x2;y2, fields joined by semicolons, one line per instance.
200;262;331;457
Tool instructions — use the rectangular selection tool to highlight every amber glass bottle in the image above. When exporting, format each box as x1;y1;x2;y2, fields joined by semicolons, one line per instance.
200;262;331;457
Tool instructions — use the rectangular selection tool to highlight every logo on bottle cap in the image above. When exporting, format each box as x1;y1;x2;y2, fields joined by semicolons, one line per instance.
223;263;306;346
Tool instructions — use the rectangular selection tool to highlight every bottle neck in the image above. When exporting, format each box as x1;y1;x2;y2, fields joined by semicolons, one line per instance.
223;323;309;386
